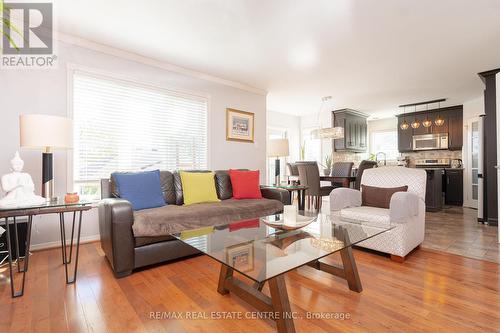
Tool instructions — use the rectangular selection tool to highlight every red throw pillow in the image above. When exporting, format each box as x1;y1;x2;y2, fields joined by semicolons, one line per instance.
229;169;262;199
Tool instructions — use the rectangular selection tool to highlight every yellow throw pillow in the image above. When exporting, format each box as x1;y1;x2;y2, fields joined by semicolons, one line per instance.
179;171;220;205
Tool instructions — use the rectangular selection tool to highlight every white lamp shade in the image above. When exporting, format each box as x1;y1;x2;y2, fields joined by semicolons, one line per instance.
20;114;72;149
267;138;289;157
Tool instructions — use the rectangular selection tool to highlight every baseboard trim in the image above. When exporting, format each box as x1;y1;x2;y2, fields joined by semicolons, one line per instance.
30;234;100;252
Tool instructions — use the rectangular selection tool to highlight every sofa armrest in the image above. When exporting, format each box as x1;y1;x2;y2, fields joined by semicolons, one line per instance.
330;188;362;211
98;198;135;277
389;192;420;223
260;187;291;205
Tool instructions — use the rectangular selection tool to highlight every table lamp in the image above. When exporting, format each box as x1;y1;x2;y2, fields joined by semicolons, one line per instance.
267;138;289;186
19;114;72;200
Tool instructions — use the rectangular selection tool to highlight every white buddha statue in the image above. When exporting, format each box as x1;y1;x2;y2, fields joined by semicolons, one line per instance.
0;152;46;208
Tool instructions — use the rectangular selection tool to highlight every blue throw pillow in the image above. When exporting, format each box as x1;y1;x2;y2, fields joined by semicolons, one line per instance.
112;170;165;211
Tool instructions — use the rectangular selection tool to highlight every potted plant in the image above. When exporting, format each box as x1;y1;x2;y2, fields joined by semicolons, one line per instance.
323;154;332;175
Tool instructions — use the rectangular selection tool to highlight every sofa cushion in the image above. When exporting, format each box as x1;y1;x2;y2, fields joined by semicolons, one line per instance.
173;170;211;205
340;206;391;228
229;169;262;199
132;198;283;237
111;170;165;211
361;185;408;209
111;170;176;204
179;171;220;205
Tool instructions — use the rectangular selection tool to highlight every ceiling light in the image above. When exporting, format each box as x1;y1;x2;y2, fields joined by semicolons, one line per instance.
400;106;409;130
400;120;410;130
422;117;432;128
434;101;445;126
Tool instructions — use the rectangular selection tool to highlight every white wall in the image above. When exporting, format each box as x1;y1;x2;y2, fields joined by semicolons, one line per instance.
0;39;267;248
267;110;301;162
463;95;484;120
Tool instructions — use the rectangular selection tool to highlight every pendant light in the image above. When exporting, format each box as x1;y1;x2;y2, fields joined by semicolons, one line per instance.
400;106;409;130
422;104;432;128
434;101;445;126
410;106;420;129
311;96;345;139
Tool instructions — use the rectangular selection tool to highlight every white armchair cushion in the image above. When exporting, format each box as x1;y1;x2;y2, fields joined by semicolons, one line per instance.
330;188;361;211
389;192;420;223
340;206;390;227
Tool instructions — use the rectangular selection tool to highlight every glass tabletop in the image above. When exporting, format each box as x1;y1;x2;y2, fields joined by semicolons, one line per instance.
262;184;308;190
172;212;392;283
0;198;94;212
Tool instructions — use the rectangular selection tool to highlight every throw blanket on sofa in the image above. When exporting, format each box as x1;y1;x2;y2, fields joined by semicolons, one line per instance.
132;198;283;237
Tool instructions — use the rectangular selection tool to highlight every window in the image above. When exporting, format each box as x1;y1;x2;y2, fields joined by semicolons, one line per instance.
370;130;398;160
301;127;321;164
72;71;208;199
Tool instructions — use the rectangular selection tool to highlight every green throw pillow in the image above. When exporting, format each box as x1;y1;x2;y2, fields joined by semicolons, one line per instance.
180;171;220;205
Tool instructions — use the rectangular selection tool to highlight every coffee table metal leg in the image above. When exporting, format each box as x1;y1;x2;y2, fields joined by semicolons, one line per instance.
59;211;83;284
4;215;33;298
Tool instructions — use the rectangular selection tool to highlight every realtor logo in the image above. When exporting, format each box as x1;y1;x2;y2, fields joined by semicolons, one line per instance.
1;1;56;68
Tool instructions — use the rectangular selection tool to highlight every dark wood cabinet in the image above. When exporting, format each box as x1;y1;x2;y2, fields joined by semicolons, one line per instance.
397;117;413;152
333;109;368;152
444;168;463;205
425;169;443;212
396;105;463;152
446;109;463;150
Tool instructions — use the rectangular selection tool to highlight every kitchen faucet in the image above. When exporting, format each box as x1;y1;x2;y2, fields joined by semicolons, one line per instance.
375;152;387;166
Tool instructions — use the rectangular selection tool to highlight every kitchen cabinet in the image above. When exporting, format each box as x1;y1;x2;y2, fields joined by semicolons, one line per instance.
333;109;368;152
446;109;463;150
444;168;463;205
397;117;413;152
396;105;463;152
425;169;443;212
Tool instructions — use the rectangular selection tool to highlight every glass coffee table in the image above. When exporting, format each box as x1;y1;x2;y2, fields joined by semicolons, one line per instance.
173;212;392;333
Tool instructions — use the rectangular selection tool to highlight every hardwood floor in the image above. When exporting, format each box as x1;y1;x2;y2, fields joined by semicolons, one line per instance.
424;206;499;263
1;242;499;333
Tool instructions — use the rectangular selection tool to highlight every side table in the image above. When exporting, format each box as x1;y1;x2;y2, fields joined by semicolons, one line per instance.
0;200;92;298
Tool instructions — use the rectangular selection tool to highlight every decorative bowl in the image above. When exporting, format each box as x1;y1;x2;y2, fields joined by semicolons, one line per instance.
260;215;316;231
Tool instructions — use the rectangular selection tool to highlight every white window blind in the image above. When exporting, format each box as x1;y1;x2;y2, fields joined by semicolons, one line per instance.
72;71;208;198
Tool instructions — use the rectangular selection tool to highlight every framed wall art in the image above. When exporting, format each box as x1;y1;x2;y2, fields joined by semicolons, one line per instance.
226;108;254;142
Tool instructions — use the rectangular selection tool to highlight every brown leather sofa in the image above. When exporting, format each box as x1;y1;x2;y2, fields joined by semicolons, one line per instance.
98;170;290;278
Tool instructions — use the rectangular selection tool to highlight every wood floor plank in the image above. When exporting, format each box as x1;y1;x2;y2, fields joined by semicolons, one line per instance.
1;240;499;333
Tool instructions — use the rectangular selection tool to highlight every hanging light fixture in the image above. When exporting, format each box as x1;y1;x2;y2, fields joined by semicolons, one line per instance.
434;101;445;126
400;106;409;130
311;96;345;139
410;106;420;129
422;104;432;128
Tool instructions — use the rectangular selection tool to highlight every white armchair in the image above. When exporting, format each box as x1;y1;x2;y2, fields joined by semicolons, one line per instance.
330;167;427;262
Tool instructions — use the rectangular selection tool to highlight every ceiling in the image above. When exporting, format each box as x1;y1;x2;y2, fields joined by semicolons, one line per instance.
57;0;500;117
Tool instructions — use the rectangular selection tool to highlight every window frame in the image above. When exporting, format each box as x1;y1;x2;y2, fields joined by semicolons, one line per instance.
368;129;399;161
66;64;212;197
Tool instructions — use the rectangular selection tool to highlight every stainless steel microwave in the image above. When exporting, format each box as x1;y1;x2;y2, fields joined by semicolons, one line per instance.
412;133;449;150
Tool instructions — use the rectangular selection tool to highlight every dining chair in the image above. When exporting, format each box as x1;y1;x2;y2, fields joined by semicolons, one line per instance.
286;163;299;184
330;162;354;188
354;160;378;190
297;162;334;210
